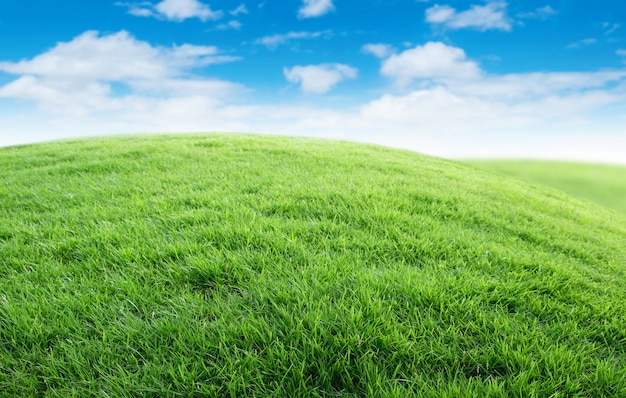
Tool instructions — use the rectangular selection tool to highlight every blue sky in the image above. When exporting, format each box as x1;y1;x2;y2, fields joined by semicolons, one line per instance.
1;0;625;163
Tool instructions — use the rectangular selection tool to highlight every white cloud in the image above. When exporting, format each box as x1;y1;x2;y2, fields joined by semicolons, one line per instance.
425;5;455;24
360;87;511;133
230;4;248;16
360;40;626;160
117;0;223;22
156;0;221;21
449;70;626;102
0;76;115;115
381;42;481;85
254;31;331;49
567;38;597;49
618;49;626;57
284;64;357;94
425;2;512;31
1;31;164;81
354;84;626;163
603;22;621;35
0;31;238;81
0;31;243;115
123;2;156;17
518;5;557;20
361;43;395;59
376;42;626;104
298;0;335;18
216;20;242;30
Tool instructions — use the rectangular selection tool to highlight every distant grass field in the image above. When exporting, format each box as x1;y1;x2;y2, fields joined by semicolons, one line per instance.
468;160;626;214
1;134;625;397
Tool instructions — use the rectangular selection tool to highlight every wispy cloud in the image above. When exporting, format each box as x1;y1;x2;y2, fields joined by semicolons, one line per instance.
603;22;621;35
117;1;155;17
215;20;242;30
425;1;512;32
361;43;395;59
298;0;335;19
517;5;557;20
284;63;357;94
116;0;223;22
230;4;248;16
567;38;597;49
254;31;331;49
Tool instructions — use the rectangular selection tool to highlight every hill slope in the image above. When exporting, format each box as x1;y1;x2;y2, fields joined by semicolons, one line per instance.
1;134;625;396
468;160;626;214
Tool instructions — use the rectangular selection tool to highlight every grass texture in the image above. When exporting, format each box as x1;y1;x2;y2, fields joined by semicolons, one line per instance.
468;160;626;214
1;134;625;397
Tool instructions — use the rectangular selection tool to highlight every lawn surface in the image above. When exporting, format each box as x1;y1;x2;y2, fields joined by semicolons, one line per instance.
1;134;625;396
468;160;626;214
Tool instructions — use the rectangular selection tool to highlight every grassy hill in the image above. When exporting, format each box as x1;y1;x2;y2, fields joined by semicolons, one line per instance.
468;160;626;214
1;134;625;396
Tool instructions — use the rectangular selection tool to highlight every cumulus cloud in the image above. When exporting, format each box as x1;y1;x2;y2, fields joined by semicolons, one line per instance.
0;31;242;114
117;0;223;22
1;31;166;81
298;0;335;18
361;43;395;59
376;41;626;103
364;39;626;159
0;31;238;81
254;31;331;49
284;63;357;94
381;42;481;85
155;0;221;20
425;2;512;31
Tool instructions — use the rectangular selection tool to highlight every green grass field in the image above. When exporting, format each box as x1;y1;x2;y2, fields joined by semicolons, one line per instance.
1;134;625;397
468;160;626;215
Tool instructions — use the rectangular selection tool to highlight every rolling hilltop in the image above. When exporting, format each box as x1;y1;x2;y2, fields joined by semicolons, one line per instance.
1;134;625;396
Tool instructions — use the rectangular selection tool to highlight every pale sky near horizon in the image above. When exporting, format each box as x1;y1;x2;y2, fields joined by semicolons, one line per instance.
1;0;625;164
